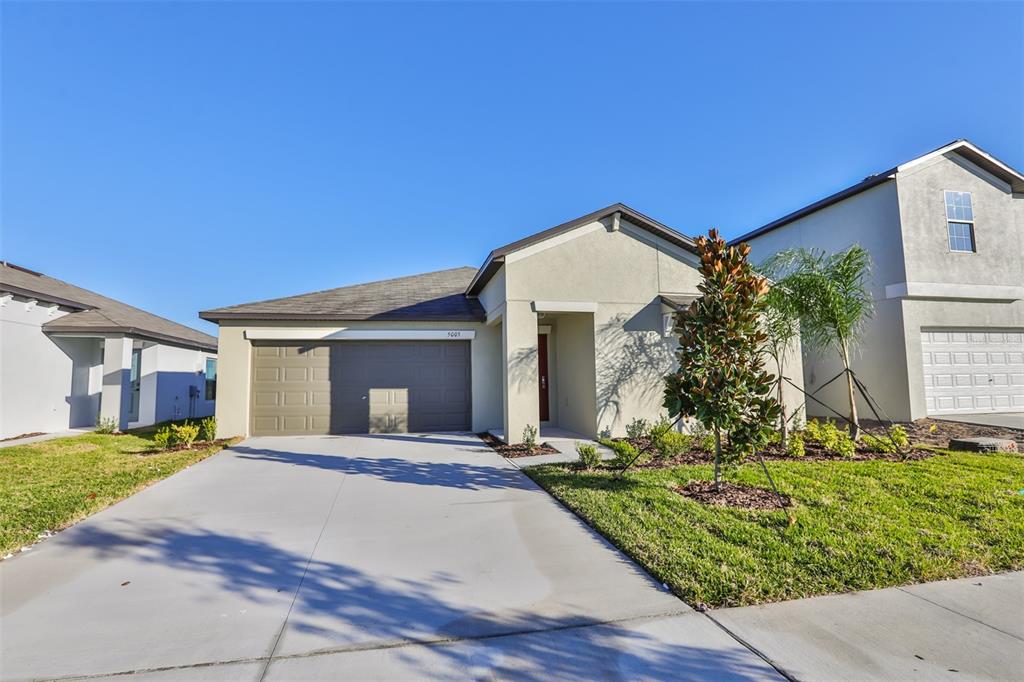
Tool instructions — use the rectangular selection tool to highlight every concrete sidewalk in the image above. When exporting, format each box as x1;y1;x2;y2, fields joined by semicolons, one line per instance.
711;571;1024;681
0;428;92;449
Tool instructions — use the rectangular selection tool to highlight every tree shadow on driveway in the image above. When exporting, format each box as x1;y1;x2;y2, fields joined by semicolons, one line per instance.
57;521;772;680
230;445;536;491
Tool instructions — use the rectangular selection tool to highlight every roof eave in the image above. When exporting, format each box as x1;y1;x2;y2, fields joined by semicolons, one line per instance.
0;283;91;311
730;171;897;245
199;312;486;323
43;324;217;353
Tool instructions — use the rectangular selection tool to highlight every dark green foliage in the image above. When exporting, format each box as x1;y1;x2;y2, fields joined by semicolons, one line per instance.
663;230;781;487
575;442;601;470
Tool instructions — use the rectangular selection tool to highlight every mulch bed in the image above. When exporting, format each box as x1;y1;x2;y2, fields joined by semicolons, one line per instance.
476;432;559;457
609;417;1022;470
137;438;232;456
674;480;791;510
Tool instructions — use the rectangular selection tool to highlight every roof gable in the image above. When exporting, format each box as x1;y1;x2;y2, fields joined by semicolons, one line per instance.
731;139;1024;245
465;203;697;295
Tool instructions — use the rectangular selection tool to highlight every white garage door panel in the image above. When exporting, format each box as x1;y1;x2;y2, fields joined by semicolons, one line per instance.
921;330;1024;415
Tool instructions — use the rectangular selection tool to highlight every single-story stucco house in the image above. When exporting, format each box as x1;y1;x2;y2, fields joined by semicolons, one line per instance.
0;261;218;438
735;139;1023;422
200;204;804;442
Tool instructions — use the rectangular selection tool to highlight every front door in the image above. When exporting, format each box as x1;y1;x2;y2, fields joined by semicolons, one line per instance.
538;334;550;422
128;347;142;422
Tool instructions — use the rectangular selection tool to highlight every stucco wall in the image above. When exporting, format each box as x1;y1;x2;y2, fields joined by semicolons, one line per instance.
0;299;101;438
743;181;914;420
212;319;496;439
896;153;1024;289
551;313;597;436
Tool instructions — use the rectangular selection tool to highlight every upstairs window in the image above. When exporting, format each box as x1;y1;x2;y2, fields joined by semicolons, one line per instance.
944;191;975;253
205;358;217;400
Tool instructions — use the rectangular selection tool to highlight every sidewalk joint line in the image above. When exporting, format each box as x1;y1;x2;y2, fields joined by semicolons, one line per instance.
896;586;1023;642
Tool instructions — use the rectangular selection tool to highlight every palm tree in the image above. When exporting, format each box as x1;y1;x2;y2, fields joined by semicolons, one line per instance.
762;246;873;439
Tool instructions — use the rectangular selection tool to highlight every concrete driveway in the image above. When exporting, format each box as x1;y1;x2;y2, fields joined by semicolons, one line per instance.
0;434;777;681
937;412;1024;430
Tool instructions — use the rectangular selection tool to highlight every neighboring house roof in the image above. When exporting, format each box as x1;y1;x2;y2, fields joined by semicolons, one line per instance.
730;139;1024;245
465;202;698;296
200;267;486;322
0;261;217;352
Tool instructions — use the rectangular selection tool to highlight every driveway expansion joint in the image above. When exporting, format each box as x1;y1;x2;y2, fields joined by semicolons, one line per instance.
43;608;696;681
703;611;798;682
896;585;1024;642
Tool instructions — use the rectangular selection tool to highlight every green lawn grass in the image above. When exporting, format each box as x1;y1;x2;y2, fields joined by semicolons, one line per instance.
1;431;230;555
526;452;1024;608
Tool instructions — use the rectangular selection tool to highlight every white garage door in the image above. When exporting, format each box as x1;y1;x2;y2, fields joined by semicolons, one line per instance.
921;329;1024;415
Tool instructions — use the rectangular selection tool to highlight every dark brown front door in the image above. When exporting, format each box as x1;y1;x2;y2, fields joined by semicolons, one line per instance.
538;333;550;421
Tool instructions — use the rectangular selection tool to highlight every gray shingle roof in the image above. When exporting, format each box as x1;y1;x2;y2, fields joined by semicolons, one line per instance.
200;267;485;322
1;262;217;351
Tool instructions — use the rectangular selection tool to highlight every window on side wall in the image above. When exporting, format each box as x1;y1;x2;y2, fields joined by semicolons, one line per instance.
205;358;217;400
944;190;976;253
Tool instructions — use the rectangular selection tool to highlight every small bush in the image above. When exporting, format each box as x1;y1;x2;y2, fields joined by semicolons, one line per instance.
861;433;896;454
521;424;538;453
171;421;199;448
834;433;855;458
153;427;173;450
575;442;601;470
786;431;805;458
655;431;691;461
199;416;217;442
890;424;910;450
95;416;118;434
804;419;855;457
625;417;650;442
610;439;639;467
688;423;715;452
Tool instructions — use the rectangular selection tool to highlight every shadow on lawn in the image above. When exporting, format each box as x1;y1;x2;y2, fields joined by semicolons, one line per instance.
60;522;768;680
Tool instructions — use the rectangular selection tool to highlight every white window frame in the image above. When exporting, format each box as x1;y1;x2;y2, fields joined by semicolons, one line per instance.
943;190;976;254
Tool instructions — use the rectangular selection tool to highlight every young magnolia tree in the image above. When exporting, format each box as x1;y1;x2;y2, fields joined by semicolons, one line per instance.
664;230;781;491
761;284;801;447
763;246;873;439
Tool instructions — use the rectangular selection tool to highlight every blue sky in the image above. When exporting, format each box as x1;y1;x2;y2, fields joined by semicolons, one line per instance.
3;1;1021;335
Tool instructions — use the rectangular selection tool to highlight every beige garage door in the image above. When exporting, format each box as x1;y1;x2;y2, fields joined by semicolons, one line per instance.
250;341;471;436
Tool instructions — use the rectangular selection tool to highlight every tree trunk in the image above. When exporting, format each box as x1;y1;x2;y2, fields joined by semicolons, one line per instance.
841;339;860;440
714;426;722;492
777;356;788;448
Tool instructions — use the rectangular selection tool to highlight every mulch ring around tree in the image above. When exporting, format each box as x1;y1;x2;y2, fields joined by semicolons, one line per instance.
674;480;791;510
476;432;560;457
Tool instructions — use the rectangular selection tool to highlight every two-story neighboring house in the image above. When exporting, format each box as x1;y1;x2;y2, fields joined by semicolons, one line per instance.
734;140;1024;422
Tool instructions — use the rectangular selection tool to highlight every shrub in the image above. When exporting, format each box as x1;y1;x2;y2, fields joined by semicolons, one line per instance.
575;442;601;470
153;427;173;450
171;421;199;448
625;417;650;442
834;433;855;458
786;431;805;458
199;416;217;442
655;431;691;461
521;424;538;453
861;433;896;454
95;416;118;434
688;424;716;452
890;424;910;450
610;439;639;468
803;419;855;457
